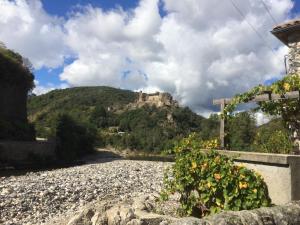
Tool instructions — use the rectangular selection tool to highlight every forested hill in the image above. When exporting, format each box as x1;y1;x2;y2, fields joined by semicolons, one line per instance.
28;86;219;152
28;86;137;122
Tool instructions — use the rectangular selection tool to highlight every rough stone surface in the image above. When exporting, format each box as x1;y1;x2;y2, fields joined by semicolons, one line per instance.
127;91;179;109
65;194;178;225
65;194;300;225
288;34;300;74
172;201;300;225
0;159;171;225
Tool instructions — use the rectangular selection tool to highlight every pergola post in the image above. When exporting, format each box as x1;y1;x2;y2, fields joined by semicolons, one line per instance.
220;99;225;149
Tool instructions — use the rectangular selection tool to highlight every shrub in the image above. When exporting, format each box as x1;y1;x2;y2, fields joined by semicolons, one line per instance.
253;129;293;154
161;133;271;218
55;114;96;160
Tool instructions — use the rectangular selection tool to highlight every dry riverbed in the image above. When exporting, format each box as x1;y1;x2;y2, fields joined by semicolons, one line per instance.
0;159;172;225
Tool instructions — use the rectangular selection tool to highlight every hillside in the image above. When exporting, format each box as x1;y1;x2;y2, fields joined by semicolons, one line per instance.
28;86;137;123
28;86;219;151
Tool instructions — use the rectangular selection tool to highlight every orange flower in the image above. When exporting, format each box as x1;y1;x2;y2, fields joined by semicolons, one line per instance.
214;173;221;181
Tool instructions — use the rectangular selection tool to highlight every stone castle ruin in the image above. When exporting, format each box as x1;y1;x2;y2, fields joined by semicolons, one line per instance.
136;91;179;108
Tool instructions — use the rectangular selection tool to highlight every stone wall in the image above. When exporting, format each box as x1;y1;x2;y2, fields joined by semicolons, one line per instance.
0;140;56;166
173;201;300;225
137;91;179;108
65;195;300;225
288;33;300;74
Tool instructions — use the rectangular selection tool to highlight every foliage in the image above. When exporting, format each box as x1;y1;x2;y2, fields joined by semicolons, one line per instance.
198;114;220;141
0;45;35;141
201;138;220;149
103;106;209;152
252;119;293;154
90;105;108;128
28;87;219;152
55;114;96;160
223;74;300;134
161;134;272;218
226;112;256;151
0;46;34;91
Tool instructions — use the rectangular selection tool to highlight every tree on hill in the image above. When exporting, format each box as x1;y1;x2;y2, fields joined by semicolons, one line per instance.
90;105;108;128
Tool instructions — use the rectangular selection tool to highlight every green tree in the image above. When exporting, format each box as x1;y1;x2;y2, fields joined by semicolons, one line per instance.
55;114;95;160
252;119;293;154
90;105;107;128
226;112;256;151
0;44;35;141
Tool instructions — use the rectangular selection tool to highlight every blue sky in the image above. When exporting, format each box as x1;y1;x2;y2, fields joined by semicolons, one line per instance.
292;1;300;14
41;0;139;17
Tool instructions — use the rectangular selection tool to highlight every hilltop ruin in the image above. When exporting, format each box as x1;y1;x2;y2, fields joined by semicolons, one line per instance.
135;91;179;108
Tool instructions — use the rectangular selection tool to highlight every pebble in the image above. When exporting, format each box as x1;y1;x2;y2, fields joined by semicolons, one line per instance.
0;159;171;225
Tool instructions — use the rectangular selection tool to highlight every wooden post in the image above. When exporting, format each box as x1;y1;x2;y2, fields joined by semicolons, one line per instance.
220;99;225;149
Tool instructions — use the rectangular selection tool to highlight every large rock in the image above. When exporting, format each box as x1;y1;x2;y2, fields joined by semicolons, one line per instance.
66;196;300;225
66;195;178;225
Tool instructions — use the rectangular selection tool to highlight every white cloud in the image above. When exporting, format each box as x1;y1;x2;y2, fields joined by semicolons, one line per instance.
255;112;272;126
33;80;69;95
0;0;296;114
0;0;68;69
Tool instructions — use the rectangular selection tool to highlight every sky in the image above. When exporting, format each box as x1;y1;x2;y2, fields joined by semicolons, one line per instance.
0;0;299;115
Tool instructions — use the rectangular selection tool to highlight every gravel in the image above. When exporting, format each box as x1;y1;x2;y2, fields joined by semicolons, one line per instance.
0;159;172;225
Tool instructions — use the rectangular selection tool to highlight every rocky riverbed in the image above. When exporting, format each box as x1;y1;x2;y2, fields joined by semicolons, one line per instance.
0;159;172;225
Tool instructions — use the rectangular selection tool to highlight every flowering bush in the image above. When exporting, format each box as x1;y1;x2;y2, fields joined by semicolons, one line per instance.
161;133;272;218
201;138;220;149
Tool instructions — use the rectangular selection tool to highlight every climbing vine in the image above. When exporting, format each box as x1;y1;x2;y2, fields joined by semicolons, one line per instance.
223;74;300;132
